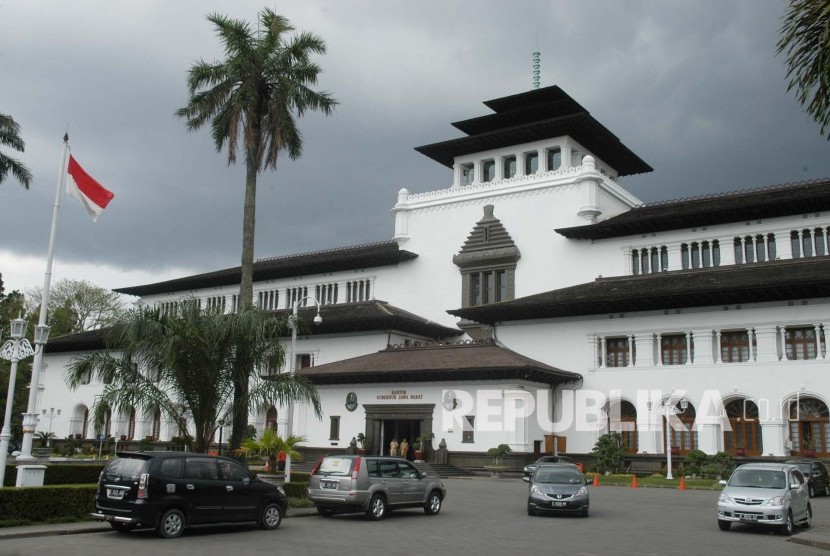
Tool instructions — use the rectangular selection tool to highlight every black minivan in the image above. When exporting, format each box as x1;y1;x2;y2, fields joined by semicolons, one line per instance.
91;451;288;538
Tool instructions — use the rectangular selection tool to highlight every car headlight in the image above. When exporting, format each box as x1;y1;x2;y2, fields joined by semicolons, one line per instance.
277;486;286;495
718;492;734;504
523;466;531;472
576;486;587;496
762;496;785;507
530;485;541;494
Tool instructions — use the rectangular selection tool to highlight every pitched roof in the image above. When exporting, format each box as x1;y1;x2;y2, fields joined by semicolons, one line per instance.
43;301;460;354
448;257;830;325
414;85;652;177
556;178;830;240
113;241;417;297
298;339;581;386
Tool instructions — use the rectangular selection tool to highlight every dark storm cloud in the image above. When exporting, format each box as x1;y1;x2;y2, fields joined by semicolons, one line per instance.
1;1;828;293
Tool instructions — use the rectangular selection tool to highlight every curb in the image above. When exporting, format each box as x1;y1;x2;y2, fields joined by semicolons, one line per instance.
790;537;830;551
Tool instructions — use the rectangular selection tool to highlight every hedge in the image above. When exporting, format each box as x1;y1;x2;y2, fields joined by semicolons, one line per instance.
0;485;96;522
283;481;308;498
290;472;310;483
3;464;105;487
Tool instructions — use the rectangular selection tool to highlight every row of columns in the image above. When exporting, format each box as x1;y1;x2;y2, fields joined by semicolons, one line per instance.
454;144;584;187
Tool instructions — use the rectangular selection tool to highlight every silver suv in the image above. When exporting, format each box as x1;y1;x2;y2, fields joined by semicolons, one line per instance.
717;463;811;535
308;455;446;520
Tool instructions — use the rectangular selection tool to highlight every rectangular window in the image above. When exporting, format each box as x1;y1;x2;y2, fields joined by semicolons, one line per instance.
470;274;481;306
786;327;818;360
503;155;517;178
495;270;507;302
461;163;474;185
546;147;561;171
734;238;743;264
791;231;802;258
605;338;630;367
462;416;475;443
767;234;777;260
816;229;826;256
524;152;538;175
681;244;690;270
721;331;750;363
482;159;495;182
329;417;340;440
661;334;689;365
468;269;509;306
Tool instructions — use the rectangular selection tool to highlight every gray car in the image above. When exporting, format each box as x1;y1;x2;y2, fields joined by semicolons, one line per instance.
526;463;589;517
716;463;811;535
308;455;446;520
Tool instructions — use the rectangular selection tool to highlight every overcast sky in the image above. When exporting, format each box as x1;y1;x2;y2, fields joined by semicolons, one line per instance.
2;0;829;297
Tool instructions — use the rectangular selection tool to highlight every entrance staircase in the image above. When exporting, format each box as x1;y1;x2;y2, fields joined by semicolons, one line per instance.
413;461;476;478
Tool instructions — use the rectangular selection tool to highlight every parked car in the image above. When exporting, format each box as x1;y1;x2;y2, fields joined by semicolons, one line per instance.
716;463;811;535
522;455;575;481
786;459;830;497
91;451;288;539
526;463;589;517
308;455;446;520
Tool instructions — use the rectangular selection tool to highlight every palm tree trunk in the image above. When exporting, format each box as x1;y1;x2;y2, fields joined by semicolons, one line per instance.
230;159;258;455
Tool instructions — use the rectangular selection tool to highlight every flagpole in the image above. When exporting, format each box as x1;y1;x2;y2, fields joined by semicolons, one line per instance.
17;134;70;463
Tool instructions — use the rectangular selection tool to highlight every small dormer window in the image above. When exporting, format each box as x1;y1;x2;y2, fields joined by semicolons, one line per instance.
524;151;538;175
482;159;495;182
503;155;517;178
546;147;561;171
461;163;474;186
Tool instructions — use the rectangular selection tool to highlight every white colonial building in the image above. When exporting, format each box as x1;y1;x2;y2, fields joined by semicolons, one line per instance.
39;86;830;467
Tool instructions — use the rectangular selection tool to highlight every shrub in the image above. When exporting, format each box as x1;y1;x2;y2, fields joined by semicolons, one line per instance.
4;464;104;487
592;432;624;474
0;485;96;523
291;472;310;483
486;444;511;466
283;481;308;498
683;449;708;476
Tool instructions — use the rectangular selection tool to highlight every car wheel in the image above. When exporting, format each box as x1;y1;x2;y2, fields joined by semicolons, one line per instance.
527;504;535;516
809;483;816;497
366;494;386;521
717;520;731;532
780;511;794;536
260;502;283;530
804;504;812;528
109;522;135;533
317;506;335;517
424;490;442;515
156;508;185;539
824;483;830;497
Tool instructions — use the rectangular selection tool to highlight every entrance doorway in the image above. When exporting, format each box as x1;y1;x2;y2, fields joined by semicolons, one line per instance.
383;420;421;460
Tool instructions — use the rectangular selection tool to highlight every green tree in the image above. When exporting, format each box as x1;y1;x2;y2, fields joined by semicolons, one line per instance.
0;114;32;188
592;432;625;474
176;8;337;453
26;278;128;334
65;303;321;453
778;0;830;139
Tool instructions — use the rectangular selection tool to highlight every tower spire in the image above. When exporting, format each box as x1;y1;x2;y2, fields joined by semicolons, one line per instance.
532;34;541;89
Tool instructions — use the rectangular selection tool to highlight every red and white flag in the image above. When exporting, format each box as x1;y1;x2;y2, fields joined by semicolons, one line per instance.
66;154;114;221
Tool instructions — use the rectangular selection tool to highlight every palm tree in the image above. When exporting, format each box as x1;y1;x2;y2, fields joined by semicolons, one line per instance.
777;0;830;139
0;113;32;188
236;429;304;472
65;303;321;454
176;8;337;452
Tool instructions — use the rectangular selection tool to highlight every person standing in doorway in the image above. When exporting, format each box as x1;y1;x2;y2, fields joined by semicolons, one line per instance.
390;437;399;457
399;438;409;460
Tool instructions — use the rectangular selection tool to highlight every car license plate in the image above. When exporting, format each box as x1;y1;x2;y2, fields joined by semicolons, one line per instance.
107;488;125;500
736;513;757;521
553;501;567;508
321;481;338;490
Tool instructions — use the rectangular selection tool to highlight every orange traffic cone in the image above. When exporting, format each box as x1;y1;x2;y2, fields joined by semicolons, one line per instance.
631;475;638;488
679;476;686;491
592;473;600;487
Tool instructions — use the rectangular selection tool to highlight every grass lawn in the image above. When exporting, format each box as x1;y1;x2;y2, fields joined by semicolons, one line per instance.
588;474;721;490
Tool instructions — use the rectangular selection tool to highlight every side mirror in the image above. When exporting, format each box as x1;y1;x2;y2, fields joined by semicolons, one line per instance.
522;476;529;483
791;483;801;490
718;480;727;486
585;478;591;485
242;477;251;485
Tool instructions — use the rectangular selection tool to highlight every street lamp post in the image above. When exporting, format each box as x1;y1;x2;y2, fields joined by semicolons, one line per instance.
17;323;51;462
41;408;61;446
0;317;35;487
284;296;322;483
652;398;688;480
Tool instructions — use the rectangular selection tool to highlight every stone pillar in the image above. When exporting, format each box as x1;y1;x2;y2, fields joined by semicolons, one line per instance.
562;145;573;170
720;237;736;266
760;420;787;457
685;332;693;365
691;329;714;365
696;423;720;455
667;243;683;271
656;334;663;366
599;337;607;369
754;325;779;363
628;336;635;367
714;330;722;364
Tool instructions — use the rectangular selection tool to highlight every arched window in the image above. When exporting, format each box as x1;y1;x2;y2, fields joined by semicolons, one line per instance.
607;400;637;452
788;397;830;455
723;399;762;456
266;407;278;431
665;401;697;454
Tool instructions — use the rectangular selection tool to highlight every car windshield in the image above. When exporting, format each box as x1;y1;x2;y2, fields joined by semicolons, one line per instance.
728;469;786;489
534;469;582;484
316;457;354;477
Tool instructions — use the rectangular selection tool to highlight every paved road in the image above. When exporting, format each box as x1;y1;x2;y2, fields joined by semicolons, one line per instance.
2;479;828;555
